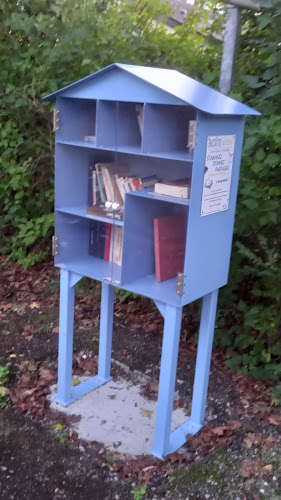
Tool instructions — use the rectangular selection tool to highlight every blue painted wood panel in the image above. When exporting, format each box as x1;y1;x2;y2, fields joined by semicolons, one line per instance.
51;68;184;105
96;100;117;149
182;112;245;305
44;63;260;116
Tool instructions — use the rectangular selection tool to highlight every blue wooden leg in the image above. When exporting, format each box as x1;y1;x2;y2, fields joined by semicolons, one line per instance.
98;282;115;381
150;305;183;460
56;269;75;406
150;289;218;459
56;274;114;407
189;288;218;429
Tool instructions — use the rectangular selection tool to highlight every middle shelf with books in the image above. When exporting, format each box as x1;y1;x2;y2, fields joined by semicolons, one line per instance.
54;142;192;303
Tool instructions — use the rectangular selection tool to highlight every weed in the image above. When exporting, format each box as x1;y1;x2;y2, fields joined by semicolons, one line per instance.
130;486;147;500
0;363;11;385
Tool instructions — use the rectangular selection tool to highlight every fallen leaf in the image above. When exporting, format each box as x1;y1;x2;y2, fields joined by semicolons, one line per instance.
211;426;231;436
227;420;242;431
29;302;40;309
81;319;92;326
0;387;8;397
148;381;159;393
21;331;30;337
141;409;151;418
263;465;272;471
72;378;81;387
9;354;17;358
52;326;59;334
241;460;261;478
0;303;12;311
243;437;253;449
268;415;281;426
39;367;55;382
263;436;277;449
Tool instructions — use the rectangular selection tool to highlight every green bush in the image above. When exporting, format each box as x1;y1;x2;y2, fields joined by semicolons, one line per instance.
0;0;280;383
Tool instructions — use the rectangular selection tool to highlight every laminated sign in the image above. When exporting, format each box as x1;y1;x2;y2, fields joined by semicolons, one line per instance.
201;135;235;217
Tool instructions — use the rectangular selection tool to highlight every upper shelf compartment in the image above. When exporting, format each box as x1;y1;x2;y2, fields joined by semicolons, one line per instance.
55;98;195;161
142;104;196;161
96;100;142;153
56;97;96;144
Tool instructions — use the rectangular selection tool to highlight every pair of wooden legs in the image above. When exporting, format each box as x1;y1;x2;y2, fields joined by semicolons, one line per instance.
57;269;218;460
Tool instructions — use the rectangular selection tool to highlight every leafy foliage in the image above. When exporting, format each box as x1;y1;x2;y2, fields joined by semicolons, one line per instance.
216;0;281;381
0;0;280;383
0;0;216;268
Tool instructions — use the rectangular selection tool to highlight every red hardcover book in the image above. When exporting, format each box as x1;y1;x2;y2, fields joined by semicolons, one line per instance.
104;223;112;261
154;214;186;282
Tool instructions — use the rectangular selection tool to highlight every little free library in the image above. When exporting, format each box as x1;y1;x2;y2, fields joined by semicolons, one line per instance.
43;63;260;459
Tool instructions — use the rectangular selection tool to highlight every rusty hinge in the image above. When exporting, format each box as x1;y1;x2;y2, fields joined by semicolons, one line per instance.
187;120;196;151
52;235;58;257
176;272;185;296
53;108;60;132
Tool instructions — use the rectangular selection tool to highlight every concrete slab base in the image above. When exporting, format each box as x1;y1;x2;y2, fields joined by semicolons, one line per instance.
48;373;187;456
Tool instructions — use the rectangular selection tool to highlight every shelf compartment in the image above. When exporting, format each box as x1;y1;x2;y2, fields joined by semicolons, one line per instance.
56;97;96;143
55;211;121;283
55;143;115;211
121;193;188;303
142;103;196;158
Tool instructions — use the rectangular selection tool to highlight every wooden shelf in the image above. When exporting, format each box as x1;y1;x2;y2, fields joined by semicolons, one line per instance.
56;254;121;284
55;207;124;226
126;188;190;206
56;140;193;162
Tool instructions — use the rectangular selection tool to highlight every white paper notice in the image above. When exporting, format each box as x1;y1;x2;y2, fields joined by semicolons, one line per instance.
201;135;236;217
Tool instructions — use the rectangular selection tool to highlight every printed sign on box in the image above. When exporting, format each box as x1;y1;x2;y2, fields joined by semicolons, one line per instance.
201;135;236;217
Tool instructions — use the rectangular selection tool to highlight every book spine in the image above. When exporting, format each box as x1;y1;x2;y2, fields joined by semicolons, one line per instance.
104;224;112;261
95;164;106;203
131;178;140;191
89;221;99;256
113;227;123;266
115;175;125;203
153;218;161;282
101;166;112;202
98;222;106;259
92;170;97;205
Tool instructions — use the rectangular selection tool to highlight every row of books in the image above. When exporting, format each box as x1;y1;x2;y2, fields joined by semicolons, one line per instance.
89;212;186;282
89;221;123;266
90;162;158;206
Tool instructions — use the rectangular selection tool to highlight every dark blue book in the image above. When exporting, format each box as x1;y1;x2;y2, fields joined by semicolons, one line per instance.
89;221;106;259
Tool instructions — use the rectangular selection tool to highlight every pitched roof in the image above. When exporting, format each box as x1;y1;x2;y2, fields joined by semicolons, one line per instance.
43;63;260;116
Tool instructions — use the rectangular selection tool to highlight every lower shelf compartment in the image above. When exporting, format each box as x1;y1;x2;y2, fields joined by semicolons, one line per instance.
56;255;121;284
122;274;180;304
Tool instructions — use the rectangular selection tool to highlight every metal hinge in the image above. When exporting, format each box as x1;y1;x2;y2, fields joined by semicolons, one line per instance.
103;277;120;287
187;120;196;151
52;235;58;257
176;272;185;296
53;108;60;132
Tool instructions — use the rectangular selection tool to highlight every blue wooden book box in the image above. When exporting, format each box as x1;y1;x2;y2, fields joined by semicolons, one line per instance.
43;64;259;459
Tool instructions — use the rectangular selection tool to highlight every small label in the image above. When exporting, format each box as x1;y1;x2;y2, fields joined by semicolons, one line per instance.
201;135;235;217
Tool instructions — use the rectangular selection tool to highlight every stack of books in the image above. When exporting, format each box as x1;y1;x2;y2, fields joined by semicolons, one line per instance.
89;221;123;266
